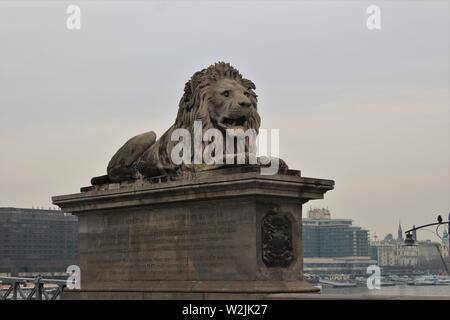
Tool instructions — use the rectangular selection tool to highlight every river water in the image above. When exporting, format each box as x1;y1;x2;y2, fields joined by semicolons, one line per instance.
321;285;450;298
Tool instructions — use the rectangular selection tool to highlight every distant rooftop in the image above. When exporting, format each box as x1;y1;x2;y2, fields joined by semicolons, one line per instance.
0;207;69;216
304;207;358;227
307;207;331;220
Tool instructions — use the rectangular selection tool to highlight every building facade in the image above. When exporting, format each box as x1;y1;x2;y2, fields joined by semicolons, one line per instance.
0;207;78;276
397;244;419;267
375;243;398;267
303;208;370;258
369;239;448;272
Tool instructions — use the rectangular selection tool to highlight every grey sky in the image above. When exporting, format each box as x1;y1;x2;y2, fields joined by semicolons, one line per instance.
0;1;448;239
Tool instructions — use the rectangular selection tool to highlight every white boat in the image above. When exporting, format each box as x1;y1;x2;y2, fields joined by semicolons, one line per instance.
388;275;411;283
380;281;396;287
319;279;357;288
331;282;357;288
436;276;450;285
410;275;450;286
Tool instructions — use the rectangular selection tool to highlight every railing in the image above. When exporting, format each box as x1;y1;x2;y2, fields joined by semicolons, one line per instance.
0;276;66;300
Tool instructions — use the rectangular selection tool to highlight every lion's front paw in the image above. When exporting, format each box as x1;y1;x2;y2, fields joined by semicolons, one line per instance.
257;156;288;169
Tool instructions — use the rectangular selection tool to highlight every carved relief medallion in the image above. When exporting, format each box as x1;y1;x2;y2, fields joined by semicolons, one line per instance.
261;211;294;267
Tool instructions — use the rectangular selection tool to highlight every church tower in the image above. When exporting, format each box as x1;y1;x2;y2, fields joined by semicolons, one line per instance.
443;227;449;245
397;221;403;241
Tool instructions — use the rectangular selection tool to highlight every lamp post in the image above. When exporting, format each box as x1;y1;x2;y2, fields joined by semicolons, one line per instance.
404;213;450;275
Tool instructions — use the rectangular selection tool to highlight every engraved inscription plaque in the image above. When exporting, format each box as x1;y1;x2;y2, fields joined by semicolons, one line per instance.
78;200;257;283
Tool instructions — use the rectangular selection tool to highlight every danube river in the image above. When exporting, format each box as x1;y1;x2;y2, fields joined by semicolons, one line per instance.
321;285;450;298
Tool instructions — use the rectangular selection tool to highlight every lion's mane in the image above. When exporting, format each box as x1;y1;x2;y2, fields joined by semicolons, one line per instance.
175;62;261;133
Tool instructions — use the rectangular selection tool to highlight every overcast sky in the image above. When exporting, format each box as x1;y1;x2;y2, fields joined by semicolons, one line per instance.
0;1;448;239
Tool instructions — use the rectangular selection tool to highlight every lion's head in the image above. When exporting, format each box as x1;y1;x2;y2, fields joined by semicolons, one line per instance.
175;62;261;133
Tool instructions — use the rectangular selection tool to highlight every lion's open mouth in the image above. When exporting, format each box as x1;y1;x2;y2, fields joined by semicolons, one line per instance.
219;116;247;129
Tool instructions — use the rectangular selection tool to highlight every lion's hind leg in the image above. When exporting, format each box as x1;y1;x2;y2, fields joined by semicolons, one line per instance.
105;131;157;183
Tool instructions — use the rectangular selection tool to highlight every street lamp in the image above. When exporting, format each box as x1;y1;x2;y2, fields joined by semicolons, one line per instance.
404;213;450;275
404;232;415;246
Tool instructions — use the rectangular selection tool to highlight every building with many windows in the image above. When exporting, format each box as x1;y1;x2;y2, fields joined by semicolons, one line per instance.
302;208;373;276
371;241;419;268
369;223;449;273
302;208;370;258
0;207;78;276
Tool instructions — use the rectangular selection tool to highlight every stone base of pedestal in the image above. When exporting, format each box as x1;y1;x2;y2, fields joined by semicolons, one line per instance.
62;280;319;300
53;166;333;300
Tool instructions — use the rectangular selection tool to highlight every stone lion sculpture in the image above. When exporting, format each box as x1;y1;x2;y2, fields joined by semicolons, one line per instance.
92;62;284;185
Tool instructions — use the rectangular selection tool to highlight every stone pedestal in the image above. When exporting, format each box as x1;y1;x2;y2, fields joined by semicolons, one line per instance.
52;166;334;299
